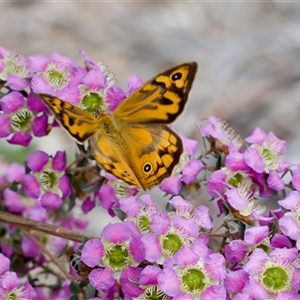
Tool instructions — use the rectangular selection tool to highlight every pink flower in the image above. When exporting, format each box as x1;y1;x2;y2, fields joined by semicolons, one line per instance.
244;128;289;174
125;75;143;96
292;164;300;192
29;51;85;102
278;191;300;245
23;150;70;209
81;239;105;268
21;236;40;258
0;91;48;145
0;254;10;275
225;240;248;264
88;268;115;291
160;176;181;195
106;86;126;111
182;159;204;184
224;269;249;293
141;233;162;262
0;46;29;82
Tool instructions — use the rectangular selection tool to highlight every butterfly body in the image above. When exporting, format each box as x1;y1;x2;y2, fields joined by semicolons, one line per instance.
39;62;197;190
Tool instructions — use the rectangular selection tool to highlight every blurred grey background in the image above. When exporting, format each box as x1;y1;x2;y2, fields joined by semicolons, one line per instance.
1;2;300;231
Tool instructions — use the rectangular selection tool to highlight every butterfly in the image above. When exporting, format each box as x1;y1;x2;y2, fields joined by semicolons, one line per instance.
38;62;197;190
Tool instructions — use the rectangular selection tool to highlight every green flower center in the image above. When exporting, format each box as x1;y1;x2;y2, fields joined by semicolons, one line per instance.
1;52;28;79
182;268;206;293
163;233;183;256
11;109;33;131
261;145;278;171
45;64;70;90
144;286;166;300
39;170;58;190
138;215;151;233
262;266;288;292
263;147;272;158
228;172;244;187
81;92;103;114
106;245;129;271
6;292;17;300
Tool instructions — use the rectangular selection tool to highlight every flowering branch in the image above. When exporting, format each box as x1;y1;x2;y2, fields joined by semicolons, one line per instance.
0;46;299;299
20;228;74;280
0;211;85;243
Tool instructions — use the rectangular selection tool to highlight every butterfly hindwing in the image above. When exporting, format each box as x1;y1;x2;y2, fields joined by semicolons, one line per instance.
126;124;183;189
89;124;182;189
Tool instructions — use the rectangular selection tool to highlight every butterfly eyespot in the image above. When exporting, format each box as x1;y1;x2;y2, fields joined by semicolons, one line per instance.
171;72;182;81
143;162;152;174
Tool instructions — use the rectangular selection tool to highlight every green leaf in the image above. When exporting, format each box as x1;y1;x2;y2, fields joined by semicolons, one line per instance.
85;283;97;299
68;191;76;212
69;281;81;294
82;235;90;244
114;208;127;221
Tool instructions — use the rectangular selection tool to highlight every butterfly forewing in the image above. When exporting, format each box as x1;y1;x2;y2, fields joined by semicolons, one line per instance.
39;94;100;143
113;62;197;124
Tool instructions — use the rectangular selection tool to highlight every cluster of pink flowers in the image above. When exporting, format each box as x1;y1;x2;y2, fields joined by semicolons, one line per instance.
0;46;300;299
